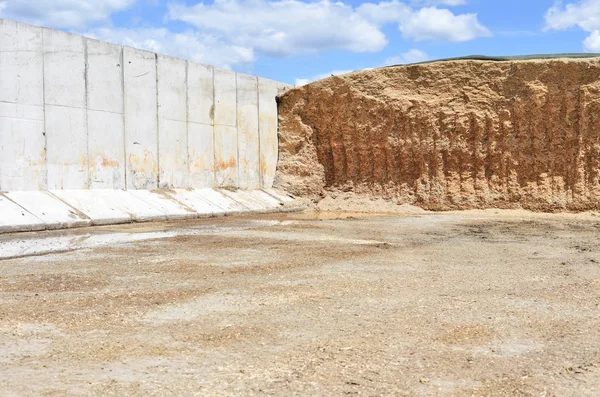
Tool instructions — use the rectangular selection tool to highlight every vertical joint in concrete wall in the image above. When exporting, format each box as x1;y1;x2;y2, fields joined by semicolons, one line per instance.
84;38;90;190
212;68;217;188
42;31;48;191
185;61;190;189
155;53;160;188
235;73;240;189
256;77;262;189
120;46;127;191
156;55;189;188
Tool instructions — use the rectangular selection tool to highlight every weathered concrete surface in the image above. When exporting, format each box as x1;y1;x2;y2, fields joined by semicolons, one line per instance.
159;189;230;215
1;211;600;395
221;189;283;211
214;69;239;187
215;125;239;187
0;18;290;193
259;78;287;189
193;188;249;213
157;55;188;188
0;194;44;233
277;58;600;211
4;191;90;230
0;19;45;191
0;188;294;233
188;63;215;188
87;40;125;190
214;68;237;127
123;47;158;190
128;190;195;220
43;28;88;190
237;74;260;190
50;190;133;225
188;123;215;188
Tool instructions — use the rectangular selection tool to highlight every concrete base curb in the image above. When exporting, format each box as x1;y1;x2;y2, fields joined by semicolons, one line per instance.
0;188;299;235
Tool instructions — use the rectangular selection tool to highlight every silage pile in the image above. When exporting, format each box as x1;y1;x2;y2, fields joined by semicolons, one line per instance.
276;57;600;211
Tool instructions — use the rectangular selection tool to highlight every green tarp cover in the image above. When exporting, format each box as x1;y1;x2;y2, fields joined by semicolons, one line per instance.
385;53;600;68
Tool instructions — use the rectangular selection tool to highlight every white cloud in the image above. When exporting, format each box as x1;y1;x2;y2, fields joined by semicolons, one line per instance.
357;0;412;25
399;6;491;41
169;0;388;57
384;48;429;65
544;0;600;52
85;27;255;69
544;0;600;32
0;0;492;71
0;0;135;29
412;0;466;5
584;29;600;51
169;0;491;59
295;69;353;86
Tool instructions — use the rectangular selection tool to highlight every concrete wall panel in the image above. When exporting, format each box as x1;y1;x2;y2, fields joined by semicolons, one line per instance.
0;103;45;191
0;104;45;191
188;123;214;188
86;40;125;189
42;29;85;108
45;105;88;189
0;20;286;196
86;39;123;113
43;28;87;190
187;62;214;188
123;47;158;190
88;111;125;189
258;78;279;188
0;19;43;105
157;55;188;187
0;19;45;191
157;55;187;121
214;68;236;127
237;74;260;189
188;62;214;125
158;119;188;188
214;125;238;187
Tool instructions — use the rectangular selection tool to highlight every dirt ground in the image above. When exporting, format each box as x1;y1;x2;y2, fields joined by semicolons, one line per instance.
1;209;600;396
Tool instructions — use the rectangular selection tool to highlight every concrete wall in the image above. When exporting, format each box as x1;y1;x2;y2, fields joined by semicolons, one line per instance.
0;19;291;192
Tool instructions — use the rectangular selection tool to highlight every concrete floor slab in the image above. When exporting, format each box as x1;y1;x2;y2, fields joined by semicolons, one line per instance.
246;190;284;208
93;190;169;222
161;189;226;216
220;189;282;211
0;194;45;233
128;190;196;220
263;188;295;203
5;191;90;230
50;190;132;225
194;188;250;213
219;189;264;210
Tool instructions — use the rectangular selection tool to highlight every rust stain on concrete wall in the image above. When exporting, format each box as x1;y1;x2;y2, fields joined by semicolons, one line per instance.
216;156;237;171
128;150;157;174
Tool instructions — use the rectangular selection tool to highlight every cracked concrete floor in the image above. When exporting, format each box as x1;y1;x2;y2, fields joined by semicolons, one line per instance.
1;210;600;396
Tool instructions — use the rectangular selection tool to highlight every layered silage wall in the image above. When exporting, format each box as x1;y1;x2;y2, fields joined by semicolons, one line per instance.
0;18;291;193
277;57;600;211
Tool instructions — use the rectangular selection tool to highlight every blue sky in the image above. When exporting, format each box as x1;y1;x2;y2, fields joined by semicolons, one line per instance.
1;0;599;85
